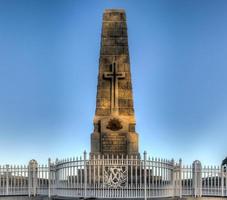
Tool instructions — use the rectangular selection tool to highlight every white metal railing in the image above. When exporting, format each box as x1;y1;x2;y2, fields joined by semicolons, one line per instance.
0;151;226;199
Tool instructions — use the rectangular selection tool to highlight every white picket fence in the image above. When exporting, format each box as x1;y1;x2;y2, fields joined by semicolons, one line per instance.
0;152;226;199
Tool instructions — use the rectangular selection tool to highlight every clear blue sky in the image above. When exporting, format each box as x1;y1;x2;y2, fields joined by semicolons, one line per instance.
0;0;227;166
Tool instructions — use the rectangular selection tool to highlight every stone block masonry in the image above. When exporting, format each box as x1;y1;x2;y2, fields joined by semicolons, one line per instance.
91;9;139;156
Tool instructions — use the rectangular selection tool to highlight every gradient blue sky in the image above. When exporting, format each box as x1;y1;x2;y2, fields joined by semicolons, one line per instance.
0;0;227;165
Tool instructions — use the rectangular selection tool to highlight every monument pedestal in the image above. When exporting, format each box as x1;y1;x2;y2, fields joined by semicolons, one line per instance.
91;116;139;156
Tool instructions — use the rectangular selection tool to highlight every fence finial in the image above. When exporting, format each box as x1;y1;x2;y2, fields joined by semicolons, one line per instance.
84;150;87;160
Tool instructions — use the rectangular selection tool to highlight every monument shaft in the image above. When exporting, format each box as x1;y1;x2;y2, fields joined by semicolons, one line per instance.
91;9;139;156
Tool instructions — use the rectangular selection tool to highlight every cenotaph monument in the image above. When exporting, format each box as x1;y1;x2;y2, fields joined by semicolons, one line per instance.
91;9;139;157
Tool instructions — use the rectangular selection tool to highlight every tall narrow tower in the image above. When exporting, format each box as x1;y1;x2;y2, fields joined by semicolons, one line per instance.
91;9;139;156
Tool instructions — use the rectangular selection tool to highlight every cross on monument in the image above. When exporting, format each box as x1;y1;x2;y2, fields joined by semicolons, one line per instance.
104;60;125;114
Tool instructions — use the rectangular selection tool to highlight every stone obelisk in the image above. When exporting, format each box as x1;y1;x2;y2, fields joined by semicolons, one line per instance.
91;9;139;156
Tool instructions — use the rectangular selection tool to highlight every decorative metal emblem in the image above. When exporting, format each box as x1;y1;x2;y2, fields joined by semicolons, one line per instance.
104;166;127;188
106;118;123;131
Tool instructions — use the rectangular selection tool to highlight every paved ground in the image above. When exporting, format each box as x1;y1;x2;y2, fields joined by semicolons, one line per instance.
0;196;227;200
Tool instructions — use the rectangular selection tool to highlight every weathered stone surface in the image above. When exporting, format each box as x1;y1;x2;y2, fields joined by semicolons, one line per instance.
91;9;139;156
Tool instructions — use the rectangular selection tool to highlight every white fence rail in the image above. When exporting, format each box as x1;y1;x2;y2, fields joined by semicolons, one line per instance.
0;152;226;199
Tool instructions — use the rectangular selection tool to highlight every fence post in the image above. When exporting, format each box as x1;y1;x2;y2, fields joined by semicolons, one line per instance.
226;166;227;197
84;151;87;198
6;165;9;195
28;164;31;197
28;160;38;197
179;159;182;198
221;165;224;197
171;159;175;197
48;158;51;198
55;158;58;196
144;151;147;200
192;160;202;197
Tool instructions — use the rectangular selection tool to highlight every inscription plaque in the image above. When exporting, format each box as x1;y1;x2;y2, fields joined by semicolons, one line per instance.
101;132;127;154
